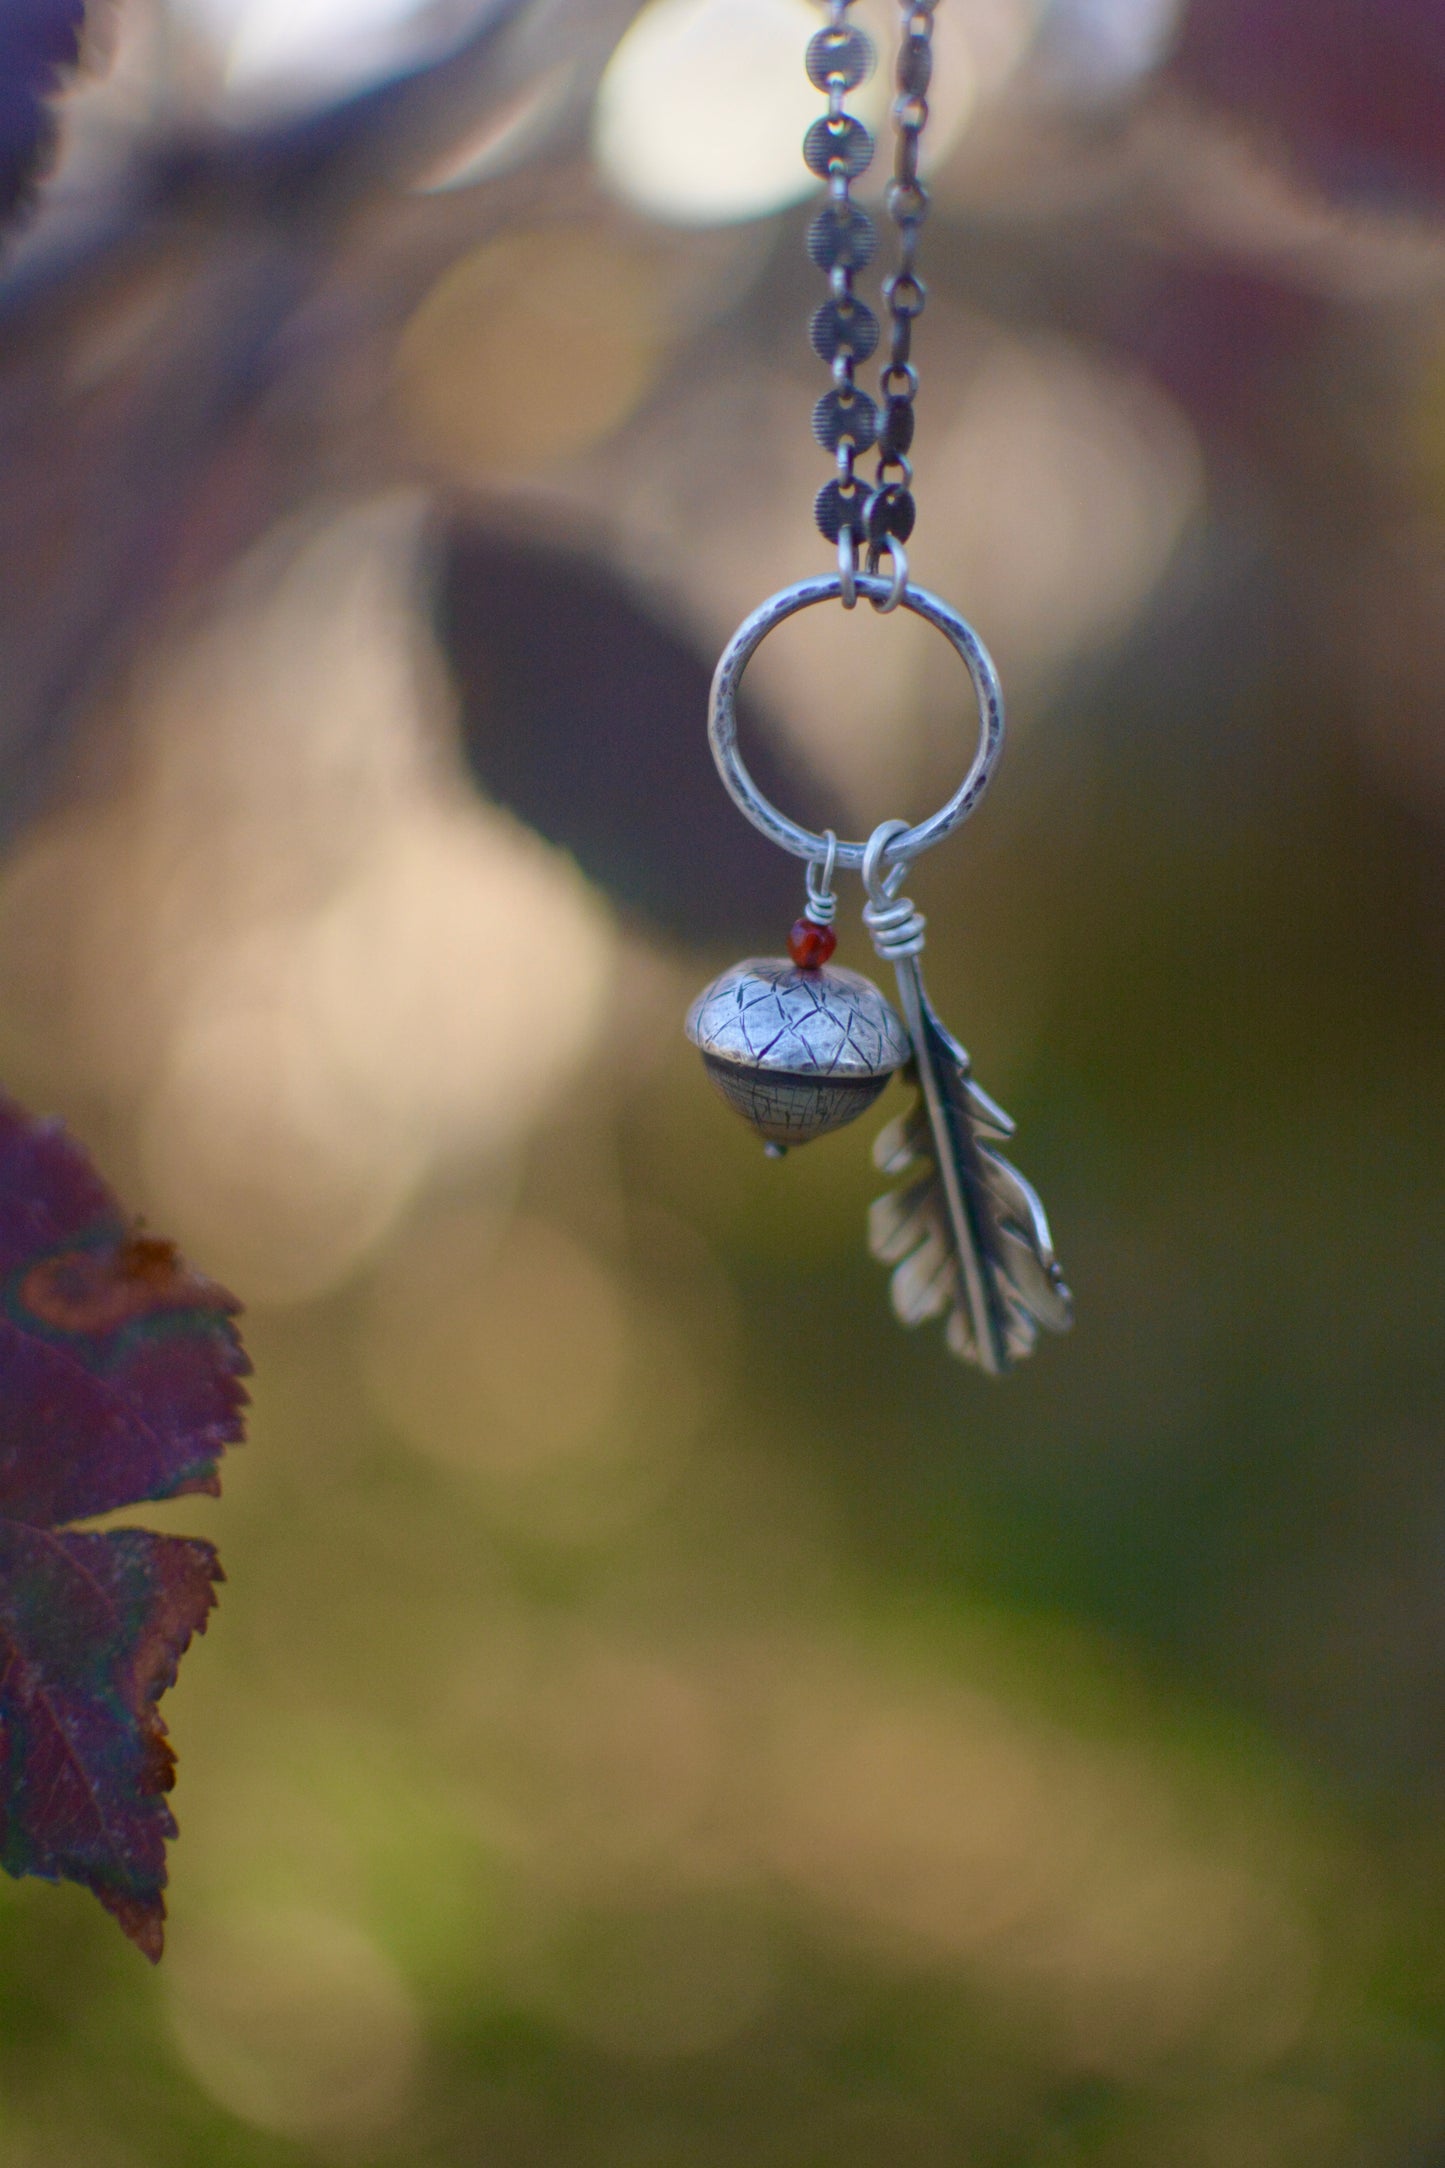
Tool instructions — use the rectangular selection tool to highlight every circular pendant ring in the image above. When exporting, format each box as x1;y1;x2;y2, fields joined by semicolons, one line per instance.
708;573;1004;873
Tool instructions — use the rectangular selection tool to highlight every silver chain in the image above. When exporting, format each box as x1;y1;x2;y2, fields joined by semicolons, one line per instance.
870;3;933;578
806;2;933;609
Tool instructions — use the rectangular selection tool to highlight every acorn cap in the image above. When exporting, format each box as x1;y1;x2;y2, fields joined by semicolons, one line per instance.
686;958;910;1079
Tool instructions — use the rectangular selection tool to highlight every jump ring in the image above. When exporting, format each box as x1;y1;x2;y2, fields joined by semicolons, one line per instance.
865;537;908;612
707;573;1005;874
838;530;857;609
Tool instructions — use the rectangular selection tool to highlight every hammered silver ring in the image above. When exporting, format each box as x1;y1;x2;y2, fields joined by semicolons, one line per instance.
707;573;1005;872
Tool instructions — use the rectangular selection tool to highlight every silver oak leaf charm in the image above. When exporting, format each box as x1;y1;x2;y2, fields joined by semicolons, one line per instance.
867;949;1072;1376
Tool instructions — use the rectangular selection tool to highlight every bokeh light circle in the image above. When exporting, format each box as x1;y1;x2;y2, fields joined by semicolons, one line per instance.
594;0;826;226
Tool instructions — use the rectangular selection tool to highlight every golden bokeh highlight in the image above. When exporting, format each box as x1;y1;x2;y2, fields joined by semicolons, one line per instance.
925;326;1205;692
395;228;668;479
594;0;838;226
166;1907;423;2141
364;1213;632;1470
745;1644;1319;2080
0;497;617;1303
592;0;1012;226
512;1637;726;1872
360;1206;712;1543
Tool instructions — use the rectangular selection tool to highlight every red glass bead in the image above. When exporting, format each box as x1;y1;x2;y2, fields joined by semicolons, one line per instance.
788;915;837;970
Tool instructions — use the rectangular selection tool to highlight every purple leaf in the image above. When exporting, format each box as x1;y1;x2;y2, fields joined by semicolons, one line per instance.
0;1096;247;1956
0;1523;220;1960
0;0;91;235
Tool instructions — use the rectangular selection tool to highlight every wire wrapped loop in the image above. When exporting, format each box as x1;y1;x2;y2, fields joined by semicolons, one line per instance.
861;818;927;959
806;829;840;922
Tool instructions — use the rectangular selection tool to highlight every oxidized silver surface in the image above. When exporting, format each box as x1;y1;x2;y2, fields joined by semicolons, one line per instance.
686;958;908;1147
707;575;1004;873
678;3;1072;1374
860;821;1073;1375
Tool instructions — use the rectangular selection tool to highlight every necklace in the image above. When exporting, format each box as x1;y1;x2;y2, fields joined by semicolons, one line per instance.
685;0;1072;1376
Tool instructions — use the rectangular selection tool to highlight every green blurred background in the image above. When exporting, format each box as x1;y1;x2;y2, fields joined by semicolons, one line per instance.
1;0;1444;2159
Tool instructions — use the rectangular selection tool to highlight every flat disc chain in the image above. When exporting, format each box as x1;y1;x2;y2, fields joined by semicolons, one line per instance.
706;0;1004;882
807;1;935;587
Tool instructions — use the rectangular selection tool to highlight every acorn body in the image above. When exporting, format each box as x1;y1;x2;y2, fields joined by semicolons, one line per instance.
686;957;909;1148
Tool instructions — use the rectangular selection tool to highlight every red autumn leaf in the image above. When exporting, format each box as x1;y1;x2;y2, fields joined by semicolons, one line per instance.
0;1097;247;1958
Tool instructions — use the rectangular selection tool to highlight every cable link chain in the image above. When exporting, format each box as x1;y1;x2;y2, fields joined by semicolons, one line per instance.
866;0;934;570
806;2;933;606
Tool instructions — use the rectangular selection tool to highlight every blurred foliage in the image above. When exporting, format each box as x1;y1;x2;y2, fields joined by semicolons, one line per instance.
0;0;85;226
0;0;1443;2161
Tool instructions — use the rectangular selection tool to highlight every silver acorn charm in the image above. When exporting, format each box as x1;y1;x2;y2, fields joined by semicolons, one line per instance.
686;956;908;1152
683;9;1069;1375
699;568;1072;1374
